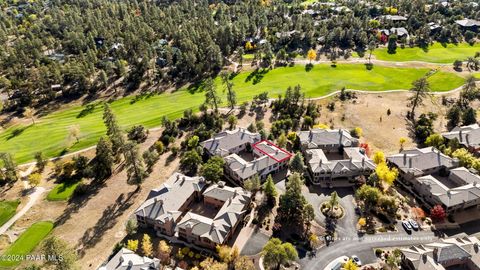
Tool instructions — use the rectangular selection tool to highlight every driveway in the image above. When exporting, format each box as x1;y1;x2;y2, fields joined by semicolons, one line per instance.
0;187;46;235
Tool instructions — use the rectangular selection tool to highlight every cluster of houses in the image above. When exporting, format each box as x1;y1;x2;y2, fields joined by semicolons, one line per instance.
99;123;480;269
400;234;480;270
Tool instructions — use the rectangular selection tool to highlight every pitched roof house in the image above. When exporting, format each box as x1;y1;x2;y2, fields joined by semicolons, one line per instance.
442;124;480;155
135;173;251;250
99;248;160;270
298;128;359;151
401;235;480;270
200;128;261;157
305;147;376;187
455;19;480;28
387;147;459;179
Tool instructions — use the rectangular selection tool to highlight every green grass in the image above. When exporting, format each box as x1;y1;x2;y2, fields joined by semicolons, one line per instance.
365;43;480;64
474;73;480;79
0;221;54;267
0;200;20;227
46;181;81;201
0;63;465;164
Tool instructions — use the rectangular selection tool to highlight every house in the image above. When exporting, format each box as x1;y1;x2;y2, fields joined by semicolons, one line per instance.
135;173;206;236
442;124;480;155
387;147;459;181
380;15;408;22
413;167;480;213
455;19;480;31
200;128;261;157
223;140;292;183
298;128;359;152
201;129;291;183
98;248;160;270
305;147;376;187
177;182;251;249
400;234;480;270
135;173;251;250
380;27;409;38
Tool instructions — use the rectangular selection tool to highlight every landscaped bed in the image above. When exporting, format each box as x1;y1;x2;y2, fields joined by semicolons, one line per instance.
0;200;20;227
0;221;54;267
0;63;464;164
46;181;81;201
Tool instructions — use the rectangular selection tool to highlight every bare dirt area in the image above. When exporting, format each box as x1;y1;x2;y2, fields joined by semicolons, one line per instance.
314;91;459;155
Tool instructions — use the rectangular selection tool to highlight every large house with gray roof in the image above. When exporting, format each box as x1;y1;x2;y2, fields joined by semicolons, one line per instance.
400;234;480;270
305;147;376;187
442;124;480;156
298;128;372;186
298;128;359;152
135;173;251;250
387;148;480;214
201;129;291;183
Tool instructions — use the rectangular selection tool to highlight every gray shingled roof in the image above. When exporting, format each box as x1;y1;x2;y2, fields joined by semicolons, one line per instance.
455;19;480;27
177;185;250;244
200;128;260;157
298;128;358;150
306;147;376;175
387;147;458;176
442;124;480;149
135;173;206;223
436;244;471;263
100;248;160;270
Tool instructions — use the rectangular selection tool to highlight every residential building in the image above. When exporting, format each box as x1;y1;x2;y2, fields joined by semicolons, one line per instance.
305;147;376;187
201;129;291;183
98;248;160;270
387;147;459;180
455;19;480;30
177;182;251;249
298;128;359;152
442;124;480;155
400;234;480;270
135;173;206;236
200;128;261;157
135;173;251;250
224;140;292;183
414;167;480;213
387;148;480;214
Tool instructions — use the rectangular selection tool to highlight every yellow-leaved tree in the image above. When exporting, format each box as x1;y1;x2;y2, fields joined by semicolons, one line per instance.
376;162;399;188
127;239;139;251
307;48;317;64
372;151;385;165
141;234;153;257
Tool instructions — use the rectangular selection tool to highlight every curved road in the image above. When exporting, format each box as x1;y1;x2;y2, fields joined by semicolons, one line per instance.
300;229;438;270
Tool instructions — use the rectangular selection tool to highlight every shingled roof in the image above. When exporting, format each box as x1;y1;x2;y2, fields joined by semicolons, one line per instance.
100;248;160;270
200;128;260;157
298;128;358;150
135;173;206;224
306;147;376;175
442;124;480;150
387;147;458;176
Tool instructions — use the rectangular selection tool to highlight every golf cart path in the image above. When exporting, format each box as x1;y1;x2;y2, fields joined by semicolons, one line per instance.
0;186;47;235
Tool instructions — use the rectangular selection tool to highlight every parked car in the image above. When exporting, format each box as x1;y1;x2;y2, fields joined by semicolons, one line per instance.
351;255;362;266
402;220;412;232
409;219;419;230
402;220;412;233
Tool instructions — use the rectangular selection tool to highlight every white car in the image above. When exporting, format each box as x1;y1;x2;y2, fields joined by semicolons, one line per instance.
351;255;362;266
409;219;419;230
402;220;413;232
324;256;349;270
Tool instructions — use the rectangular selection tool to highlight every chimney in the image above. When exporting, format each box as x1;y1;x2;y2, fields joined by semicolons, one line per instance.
176;174;180;180
119;256;124;263
403;153;407;165
466;134;470;146
362;157;365;167
447;190;451;198
128;260;133;267
459;130;463;141
309;130;313;141
409;157;412;168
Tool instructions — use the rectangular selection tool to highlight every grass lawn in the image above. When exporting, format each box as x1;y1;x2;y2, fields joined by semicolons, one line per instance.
46;181;81;201
474;73;480;79
0;221;54;267
0;63;465;164
0;200;20;227
367;43;480;64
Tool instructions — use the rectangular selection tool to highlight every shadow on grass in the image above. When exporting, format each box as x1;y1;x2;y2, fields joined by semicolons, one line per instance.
77;103;96;118
245;68;269;85
305;63;314;72
187;80;207;94
6;125;32;140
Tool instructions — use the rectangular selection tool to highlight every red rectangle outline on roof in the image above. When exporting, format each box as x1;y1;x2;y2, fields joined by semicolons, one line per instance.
252;140;292;163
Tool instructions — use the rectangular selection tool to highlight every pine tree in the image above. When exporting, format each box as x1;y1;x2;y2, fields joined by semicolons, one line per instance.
93;137;114;180
124;142;148;188
103;104;125;155
221;72;236;110
0;153;18;185
263;175;277;205
204;78;221;113
289;152;305;173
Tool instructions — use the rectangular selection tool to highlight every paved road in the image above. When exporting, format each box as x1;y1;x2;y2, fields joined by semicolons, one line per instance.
300;229;438;270
0;187;46;235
